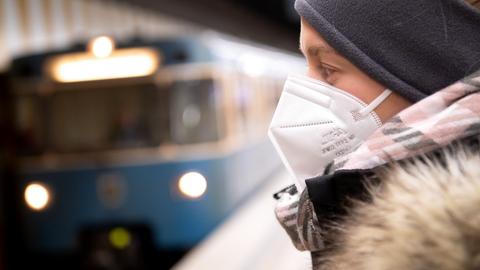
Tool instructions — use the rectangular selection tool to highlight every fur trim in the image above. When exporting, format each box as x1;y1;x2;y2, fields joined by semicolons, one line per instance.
319;146;480;270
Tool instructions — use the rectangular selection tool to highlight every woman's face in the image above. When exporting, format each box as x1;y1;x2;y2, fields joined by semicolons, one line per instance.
300;18;412;123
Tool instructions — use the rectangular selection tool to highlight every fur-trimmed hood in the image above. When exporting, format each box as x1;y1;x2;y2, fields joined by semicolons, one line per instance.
318;144;480;270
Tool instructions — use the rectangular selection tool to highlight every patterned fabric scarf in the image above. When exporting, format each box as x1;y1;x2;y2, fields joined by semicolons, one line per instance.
334;70;480;171
274;69;480;258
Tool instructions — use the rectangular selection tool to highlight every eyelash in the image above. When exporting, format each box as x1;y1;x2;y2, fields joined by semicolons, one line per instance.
317;65;336;81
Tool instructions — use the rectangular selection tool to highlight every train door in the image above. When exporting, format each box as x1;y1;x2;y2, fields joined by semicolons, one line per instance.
156;64;227;149
168;79;222;145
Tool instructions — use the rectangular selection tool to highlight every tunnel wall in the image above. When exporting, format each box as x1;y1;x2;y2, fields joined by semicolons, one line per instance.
0;0;199;71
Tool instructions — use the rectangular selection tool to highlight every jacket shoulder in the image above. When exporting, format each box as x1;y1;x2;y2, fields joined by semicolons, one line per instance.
322;141;480;270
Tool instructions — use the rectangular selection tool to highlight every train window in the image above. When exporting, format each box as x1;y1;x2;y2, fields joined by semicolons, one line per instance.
233;75;253;135
168;79;221;144
47;83;169;152
14;79;222;154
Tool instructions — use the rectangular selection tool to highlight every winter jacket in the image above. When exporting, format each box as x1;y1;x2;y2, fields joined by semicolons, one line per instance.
312;137;480;270
274;70;480;269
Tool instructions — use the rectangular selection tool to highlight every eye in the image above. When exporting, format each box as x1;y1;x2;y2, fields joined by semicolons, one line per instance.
317;64;337;83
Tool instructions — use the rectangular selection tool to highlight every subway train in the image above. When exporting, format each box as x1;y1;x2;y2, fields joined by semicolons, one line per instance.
8;33;304;268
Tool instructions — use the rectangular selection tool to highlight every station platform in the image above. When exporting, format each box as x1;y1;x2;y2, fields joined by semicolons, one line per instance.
172;171;310;270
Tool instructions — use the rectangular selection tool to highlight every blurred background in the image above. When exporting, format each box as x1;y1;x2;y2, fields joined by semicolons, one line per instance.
0;0;308;269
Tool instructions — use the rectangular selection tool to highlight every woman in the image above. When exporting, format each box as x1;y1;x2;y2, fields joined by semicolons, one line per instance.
270;0;480;269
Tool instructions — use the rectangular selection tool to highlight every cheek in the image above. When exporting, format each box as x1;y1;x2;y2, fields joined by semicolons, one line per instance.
306;67;324;81
334;74;385;104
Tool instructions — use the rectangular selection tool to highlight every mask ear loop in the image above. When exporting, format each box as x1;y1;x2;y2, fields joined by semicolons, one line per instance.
358;89;392;118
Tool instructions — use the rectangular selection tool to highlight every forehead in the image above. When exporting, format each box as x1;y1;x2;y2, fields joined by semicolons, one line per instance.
299;18;337;56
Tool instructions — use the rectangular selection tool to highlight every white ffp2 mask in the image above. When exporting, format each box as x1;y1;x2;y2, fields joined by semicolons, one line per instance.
268;74;392;191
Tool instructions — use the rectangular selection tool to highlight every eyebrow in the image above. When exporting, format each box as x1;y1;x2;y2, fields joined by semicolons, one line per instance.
300;45;337;57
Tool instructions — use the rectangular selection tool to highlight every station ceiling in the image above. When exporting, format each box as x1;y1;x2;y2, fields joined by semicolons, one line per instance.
124;0;300;52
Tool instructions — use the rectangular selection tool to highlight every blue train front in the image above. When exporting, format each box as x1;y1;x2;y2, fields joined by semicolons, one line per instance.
10;34;303;268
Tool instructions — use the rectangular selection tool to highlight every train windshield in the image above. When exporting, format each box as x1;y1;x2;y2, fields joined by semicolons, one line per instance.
49;83;166;152
14;79;221;154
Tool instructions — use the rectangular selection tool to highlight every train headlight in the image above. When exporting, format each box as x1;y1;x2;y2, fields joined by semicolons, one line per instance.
178;172;207;199
24;183;51;211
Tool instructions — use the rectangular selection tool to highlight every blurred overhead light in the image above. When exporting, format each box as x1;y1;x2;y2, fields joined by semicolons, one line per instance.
178;172;207;199
24;182;51;211
89;36;115;58
239;53;266;77
47;48;160;83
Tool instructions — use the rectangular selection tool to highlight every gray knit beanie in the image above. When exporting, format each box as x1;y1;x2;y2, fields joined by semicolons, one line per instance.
295;0;480;102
